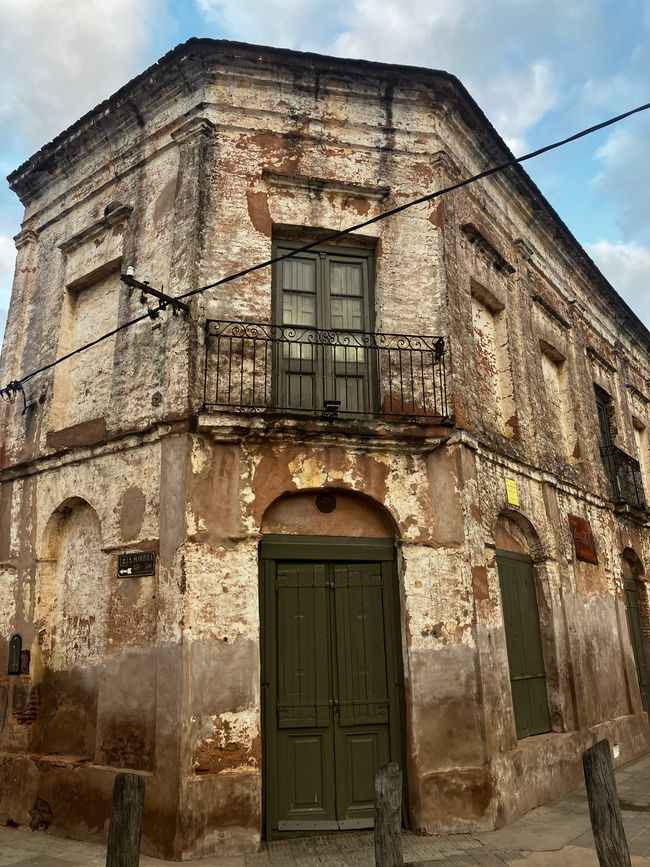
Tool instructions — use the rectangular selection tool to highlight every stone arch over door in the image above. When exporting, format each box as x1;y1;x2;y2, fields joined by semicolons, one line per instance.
261;487;399;538
259;489;406;839
494;511;554;739
622;547;649;713
35;497;108;758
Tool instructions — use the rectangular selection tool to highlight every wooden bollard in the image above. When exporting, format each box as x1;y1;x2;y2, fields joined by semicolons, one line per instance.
582;740;631;867
106;773;145;867
374;762;403;867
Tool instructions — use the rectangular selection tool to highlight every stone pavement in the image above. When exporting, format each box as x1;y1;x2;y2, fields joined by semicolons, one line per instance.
1;752;649;866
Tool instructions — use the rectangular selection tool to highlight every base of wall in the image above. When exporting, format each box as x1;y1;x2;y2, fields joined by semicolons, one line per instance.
1;714;648;861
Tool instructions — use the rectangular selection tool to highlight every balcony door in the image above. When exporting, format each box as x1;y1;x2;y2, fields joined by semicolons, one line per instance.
273;243;376;416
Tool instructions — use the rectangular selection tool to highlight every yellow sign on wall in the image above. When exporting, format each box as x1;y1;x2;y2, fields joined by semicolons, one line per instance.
505;478;519;506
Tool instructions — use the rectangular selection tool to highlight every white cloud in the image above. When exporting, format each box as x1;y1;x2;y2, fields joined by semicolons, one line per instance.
0;233;16;345
480;61;558;155
196;0;564;151
586;240;650;328
0;0;168;153
594;119;650;242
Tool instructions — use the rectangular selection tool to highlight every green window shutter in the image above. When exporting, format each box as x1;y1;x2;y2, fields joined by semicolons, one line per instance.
625;580;649;712
276;563;331;728
497;552;551;739
333;564;389;727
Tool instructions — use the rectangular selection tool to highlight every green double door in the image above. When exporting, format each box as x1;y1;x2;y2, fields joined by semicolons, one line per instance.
496;550;551;739
261;538;404;837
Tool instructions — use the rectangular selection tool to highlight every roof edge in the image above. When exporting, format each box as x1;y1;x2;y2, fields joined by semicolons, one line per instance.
7;37;650;349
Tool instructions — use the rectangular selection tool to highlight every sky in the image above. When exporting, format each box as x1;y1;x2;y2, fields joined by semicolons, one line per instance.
0;0;648;342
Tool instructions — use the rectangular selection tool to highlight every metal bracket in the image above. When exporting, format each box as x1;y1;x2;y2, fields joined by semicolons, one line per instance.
121;273;190;317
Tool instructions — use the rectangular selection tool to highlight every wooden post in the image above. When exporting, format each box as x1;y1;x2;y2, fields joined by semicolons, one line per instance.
106;772;145;867
582;740;631;867
374;762;403;867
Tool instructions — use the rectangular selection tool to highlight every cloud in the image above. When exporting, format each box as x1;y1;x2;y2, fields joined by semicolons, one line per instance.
593;118;650;243
196;0;563;146
586;240;650;328
0;0;168;154
0;233;16;344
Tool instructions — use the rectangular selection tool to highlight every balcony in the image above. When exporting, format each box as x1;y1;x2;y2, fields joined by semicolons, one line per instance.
203;320;449;424
600;444;647;512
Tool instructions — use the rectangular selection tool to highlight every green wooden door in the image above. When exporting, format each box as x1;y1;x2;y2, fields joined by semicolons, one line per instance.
625;579;649;713
261;540;403;837
496;550;551;738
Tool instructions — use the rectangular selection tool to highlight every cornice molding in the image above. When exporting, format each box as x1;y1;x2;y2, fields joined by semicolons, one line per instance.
262;170;389;201
170;115;216;145
59;204;133;254
13;228;39;250
461;222;515;275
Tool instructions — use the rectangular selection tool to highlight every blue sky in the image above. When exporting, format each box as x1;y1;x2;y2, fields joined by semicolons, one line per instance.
0;0;649;341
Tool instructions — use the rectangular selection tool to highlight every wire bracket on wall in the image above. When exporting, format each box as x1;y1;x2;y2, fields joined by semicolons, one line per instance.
0;381;28;414
121;269;190;318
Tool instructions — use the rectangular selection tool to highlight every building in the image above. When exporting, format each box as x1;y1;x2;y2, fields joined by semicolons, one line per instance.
0;38;649;861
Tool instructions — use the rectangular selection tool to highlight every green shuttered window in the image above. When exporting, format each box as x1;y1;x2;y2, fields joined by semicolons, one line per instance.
496;550;552;739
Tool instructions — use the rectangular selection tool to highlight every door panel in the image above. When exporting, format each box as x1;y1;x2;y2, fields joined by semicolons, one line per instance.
264;553;403;836
277;564;330;728
333;564;389;727
497;551;551;738
277;731;337;830
333;563;391;824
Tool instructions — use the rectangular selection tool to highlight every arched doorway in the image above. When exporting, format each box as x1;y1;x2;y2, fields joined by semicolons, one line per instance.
259;490;406;838
495;513;551;739
622;549;649;713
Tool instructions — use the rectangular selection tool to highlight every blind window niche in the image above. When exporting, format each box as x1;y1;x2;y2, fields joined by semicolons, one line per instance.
539;340;575;459
50;268;121;431
470;281;516;438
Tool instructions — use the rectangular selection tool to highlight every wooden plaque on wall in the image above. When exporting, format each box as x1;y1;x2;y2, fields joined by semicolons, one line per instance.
568;514;598;565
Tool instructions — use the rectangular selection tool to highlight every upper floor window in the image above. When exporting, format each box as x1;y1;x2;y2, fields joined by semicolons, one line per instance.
203;239;449;423
596;385;646;510
272;242;375;415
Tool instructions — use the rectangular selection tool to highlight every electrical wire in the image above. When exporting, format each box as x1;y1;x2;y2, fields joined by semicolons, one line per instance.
3;99;650;400
177;99;650;301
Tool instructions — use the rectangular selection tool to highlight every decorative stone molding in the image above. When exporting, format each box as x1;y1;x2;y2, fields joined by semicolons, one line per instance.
532;294;571;330
13;228;39;250
513;238;534;261
586;345;617;374
461;223;515;274
431;150;462;181
626;383;649;405
262;170;390;201
59;205;133;255
170;116;216;145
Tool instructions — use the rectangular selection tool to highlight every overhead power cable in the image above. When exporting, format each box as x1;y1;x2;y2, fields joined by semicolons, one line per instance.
3;99;650;401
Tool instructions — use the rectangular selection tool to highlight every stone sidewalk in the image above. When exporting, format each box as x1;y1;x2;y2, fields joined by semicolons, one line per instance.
1;752;649;866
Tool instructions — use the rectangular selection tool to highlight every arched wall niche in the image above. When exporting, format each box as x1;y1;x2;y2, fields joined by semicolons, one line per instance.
261;488;399;538
494;510;546;560
622;547;645;580
493;509;566;734
35;496;108;759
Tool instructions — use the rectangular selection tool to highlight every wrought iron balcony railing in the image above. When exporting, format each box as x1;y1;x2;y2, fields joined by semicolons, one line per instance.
600;444;647;511
204;320;449;422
